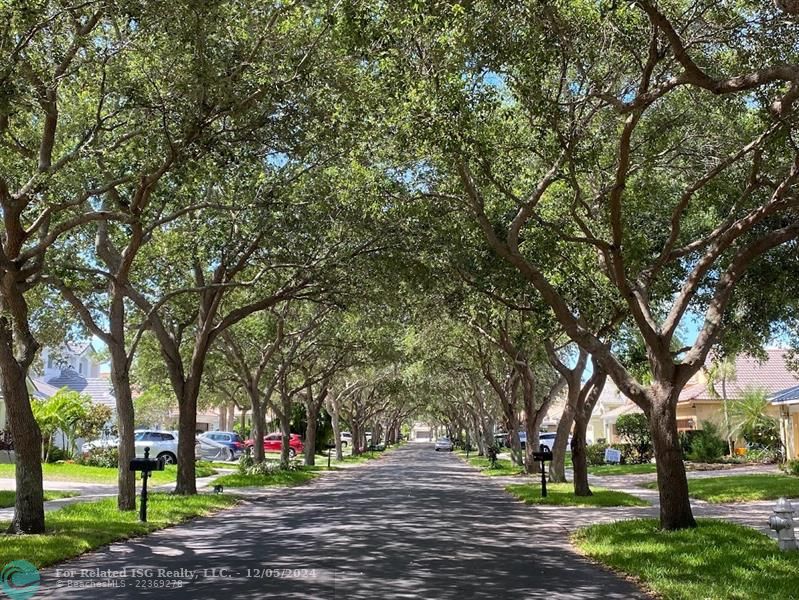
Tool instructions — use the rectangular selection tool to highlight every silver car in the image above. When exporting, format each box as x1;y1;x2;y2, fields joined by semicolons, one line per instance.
434;437;454;452
195;436;235;462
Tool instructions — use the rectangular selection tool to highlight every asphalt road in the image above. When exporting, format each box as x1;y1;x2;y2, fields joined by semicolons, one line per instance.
39;444;645;599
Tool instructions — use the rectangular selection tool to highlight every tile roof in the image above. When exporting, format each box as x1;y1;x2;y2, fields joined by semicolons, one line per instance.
679;348;798;403
32;369;116;410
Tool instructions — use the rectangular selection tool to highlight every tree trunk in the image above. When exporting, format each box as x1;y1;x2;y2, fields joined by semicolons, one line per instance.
279;397;292;469
108;341;136;511
572;413;591;496
649;387;696;530
351;420;361;456
721;378;733;455
219;404;227;431
523;385;538;474
175;391;198;495
480;416;493;456
304;404;319;466
508;423;522;466
572;368;605;496
0;341;45;533
330;397;343;460
549;399;576;483
249;390;265;464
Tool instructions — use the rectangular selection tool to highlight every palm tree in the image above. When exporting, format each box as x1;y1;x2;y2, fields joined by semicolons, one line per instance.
728;387;780;453
707;356;737;455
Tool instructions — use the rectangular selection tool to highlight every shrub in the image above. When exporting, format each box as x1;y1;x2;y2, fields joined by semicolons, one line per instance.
784;459;799;477
615;413;652;463
586;443;608;466
745;446;781;464
46;447;69;463
77;446;119;468
237;452;254;474
239;456;301;476
679;430;699;458
687;422;727;463
608;442;653;465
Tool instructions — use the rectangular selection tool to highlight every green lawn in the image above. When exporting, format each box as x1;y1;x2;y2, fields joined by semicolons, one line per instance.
0;493;238;568
0;490;78;508
506;483;649;507
589;463;658;476
331;450;385;464
0;462;217;485
643;474;799;503
457;451;524;476
573;518;799;600
212;469;317;488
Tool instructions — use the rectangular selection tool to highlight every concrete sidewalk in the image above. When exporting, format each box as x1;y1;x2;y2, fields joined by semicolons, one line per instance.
0;473;223;521
481;461;791;538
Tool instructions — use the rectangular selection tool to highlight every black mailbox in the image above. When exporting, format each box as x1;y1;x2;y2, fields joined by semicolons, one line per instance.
325;443;336;468
128;447;163;522
533;444;553;498
129;457;165;473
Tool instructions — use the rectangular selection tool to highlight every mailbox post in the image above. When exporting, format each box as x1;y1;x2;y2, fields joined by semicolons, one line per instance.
129;447;165;522
325;443;336;468
532;444;553;498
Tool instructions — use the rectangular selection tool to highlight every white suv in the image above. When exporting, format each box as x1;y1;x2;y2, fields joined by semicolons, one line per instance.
134;430;179;464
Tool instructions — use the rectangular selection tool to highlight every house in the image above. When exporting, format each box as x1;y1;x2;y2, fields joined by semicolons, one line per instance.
32;343;116;411
771;385;799;460
594;349;798;447
0;343;114;433
586;380;628;443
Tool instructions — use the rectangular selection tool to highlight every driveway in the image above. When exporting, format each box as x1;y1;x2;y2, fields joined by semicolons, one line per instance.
37;444;645;599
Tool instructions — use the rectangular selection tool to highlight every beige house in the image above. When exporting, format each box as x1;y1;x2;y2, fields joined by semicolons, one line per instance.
592;349;798;456
772;385;799;461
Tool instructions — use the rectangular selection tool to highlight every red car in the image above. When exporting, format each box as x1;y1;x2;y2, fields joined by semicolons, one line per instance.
245;432;304;459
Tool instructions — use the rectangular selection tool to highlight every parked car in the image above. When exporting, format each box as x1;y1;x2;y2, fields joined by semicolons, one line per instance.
198;431;244;460
133;430;179;464
81;436;118;454
539;432;572;450
245;432;304;459
492;431;571;451
434;437;454;452
196;435;235;461
340;431;353;447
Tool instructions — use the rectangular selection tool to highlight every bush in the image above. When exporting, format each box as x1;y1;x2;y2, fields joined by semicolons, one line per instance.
77;446;119;468
679;430;699;458
237;452;254;474
46;447;69;463
784;459;799;477
238;454;301;476
744;446;781;464
687;422;726;463
586;443;608;466
608;442;653;465
742;419;781;450
615;413;652;463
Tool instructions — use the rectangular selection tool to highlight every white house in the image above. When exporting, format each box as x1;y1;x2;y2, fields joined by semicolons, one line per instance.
32;343;115;411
